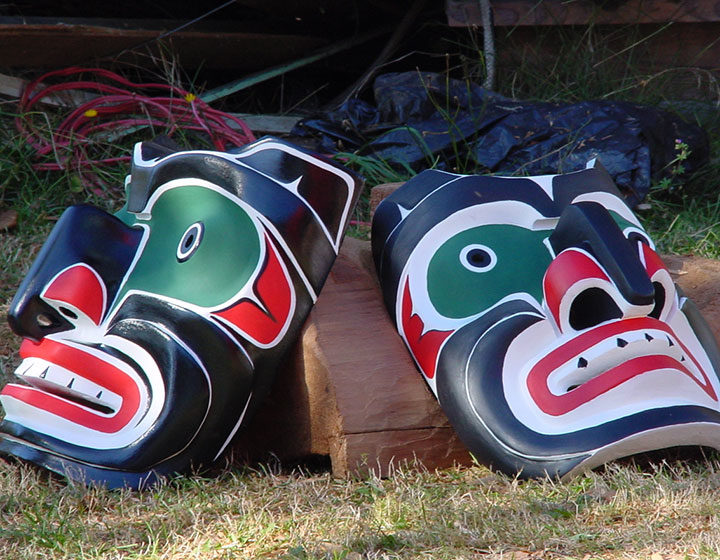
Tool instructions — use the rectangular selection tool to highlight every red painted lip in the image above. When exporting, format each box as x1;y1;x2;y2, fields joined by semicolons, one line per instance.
1;338;141;433
526;316;718;416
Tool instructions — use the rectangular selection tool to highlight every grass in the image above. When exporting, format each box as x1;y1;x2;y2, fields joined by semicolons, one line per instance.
2;456;720;559
3;19;720;560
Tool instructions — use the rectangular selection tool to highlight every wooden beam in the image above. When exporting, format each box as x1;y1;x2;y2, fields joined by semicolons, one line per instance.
0;21;326;70
447;0;720;27
232;183;720;478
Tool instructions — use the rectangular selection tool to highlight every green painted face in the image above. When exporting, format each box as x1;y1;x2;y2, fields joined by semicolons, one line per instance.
115;184;261;309
426;225;552;319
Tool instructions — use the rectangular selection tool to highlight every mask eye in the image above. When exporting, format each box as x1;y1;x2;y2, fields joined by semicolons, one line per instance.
624;226;654;250
460;244;497;272
177;222;204;262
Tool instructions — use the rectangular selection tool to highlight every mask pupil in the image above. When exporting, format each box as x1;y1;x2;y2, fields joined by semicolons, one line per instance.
468;249;490;267
177;222;204;262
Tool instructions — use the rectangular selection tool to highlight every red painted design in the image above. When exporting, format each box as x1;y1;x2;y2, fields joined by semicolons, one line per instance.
543;249;609;328
42;265;105;325
2;338;141;432
213;234;293;346
526;317;717;416
640;242;668;279
401;279;453;379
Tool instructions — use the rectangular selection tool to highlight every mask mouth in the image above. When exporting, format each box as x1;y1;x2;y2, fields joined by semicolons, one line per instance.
549;325;688;393
12;358;118;415
0;337;157;446
526;316;718;417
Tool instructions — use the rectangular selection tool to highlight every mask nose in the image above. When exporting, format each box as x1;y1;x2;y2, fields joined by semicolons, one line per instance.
544;202;658;333
8;205;143;341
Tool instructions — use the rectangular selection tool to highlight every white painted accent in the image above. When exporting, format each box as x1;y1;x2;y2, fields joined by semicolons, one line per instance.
176;222;204;261
459;244;497;273
14;357;122;413
213;391;253;461
571;191;641;227
501;315;720;436
41;263;108;334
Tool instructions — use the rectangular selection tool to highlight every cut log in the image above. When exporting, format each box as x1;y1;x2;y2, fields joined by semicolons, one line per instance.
234;182;720;477
234;235;468;476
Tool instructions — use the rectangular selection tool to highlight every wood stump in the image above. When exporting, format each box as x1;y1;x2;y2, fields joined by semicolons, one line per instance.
233;183;720;477
233;237;720;477
233;236;469;477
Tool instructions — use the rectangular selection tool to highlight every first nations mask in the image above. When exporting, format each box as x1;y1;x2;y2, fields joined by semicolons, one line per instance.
1;137;361;487
372;161;720;479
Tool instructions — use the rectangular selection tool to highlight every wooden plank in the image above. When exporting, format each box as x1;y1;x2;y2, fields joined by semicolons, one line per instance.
0;72;97;106
341;428;470;478
232;194;720;477
200;27;390;103
0;23;326;70
495;22;720;72
229;114;302;135
448;0;720;27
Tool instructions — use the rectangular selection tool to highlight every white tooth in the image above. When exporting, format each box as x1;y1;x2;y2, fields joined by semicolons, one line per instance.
13;358;123;413
547;327;704;395
14;361;32;377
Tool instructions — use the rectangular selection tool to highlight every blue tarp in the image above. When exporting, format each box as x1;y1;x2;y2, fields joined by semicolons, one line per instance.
294;72;709;206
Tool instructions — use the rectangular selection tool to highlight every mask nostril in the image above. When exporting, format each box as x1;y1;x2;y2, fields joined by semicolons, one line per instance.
36;313;56;328
569;288;623;331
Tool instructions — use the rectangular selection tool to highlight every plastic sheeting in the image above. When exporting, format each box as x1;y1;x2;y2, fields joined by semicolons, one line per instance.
294;72;709;206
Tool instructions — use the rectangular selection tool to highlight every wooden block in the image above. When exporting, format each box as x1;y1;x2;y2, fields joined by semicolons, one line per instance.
234;236;471;476
234;229;720;477
369;182;404;217
341;428;470;478
665;255;720;337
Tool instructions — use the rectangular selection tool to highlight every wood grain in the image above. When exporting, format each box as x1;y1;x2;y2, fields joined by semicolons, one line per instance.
235;191;720;477
448;0;720;27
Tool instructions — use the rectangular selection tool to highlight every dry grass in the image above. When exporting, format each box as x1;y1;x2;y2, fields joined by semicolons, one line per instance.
0;456;720;559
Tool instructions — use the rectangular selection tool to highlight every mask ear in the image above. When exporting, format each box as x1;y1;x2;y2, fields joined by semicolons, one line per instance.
550;158;622;208
232;141;360;251
125;137;185;213
372;170;468;256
